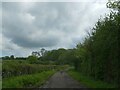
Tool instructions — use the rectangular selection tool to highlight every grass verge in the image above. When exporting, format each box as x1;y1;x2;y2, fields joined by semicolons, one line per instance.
2;70;55;88
67;70;116;88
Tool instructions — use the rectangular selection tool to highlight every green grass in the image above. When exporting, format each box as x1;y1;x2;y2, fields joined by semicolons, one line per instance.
67;70;116;88
0;80;2;89
2;70;55;88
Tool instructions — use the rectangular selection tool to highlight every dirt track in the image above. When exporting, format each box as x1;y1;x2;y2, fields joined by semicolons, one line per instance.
41;71;85;88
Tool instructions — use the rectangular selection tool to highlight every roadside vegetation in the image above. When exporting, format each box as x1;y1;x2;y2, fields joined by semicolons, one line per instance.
3;70;55;88
2;58;68;88
3;60;58;78
68;69;116;88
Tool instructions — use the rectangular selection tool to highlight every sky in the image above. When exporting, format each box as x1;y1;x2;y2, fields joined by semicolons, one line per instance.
1;0;110;57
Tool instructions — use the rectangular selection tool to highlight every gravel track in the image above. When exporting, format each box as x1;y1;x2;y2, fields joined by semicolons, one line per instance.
41;71;86;88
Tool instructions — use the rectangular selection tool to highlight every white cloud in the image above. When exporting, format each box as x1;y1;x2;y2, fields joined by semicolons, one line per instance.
19;13;35;24
2;0;108;3
1;1;110;57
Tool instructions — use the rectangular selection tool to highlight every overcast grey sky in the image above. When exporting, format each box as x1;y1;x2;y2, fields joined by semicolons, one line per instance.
1;0;110;57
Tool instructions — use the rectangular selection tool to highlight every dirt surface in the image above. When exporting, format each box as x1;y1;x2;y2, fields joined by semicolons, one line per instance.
41;71;86;88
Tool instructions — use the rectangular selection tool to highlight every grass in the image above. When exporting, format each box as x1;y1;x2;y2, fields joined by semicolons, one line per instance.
0;80;2;89
2;70;55;88
67;70;116;88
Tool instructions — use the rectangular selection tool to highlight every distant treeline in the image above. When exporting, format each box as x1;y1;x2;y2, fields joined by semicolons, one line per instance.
2;56;27;60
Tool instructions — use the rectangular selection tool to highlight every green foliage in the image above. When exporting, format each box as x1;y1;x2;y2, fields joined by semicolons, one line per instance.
2;70;55;88
27;55;38;64
58;49;76;65
68;70;116;88
0;80;2;89
2;60;58;78
10;55;14;60
107;0;120;11
41;48;67;64
2;60;68;88
72;1;120;87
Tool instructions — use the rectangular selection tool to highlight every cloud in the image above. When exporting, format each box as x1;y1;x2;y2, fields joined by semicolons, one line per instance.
1;1;110;56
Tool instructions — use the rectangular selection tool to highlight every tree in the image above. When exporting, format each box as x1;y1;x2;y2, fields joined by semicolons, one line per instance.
32;51;40;57
27;55;38;64
72;0;119;86
10;55;14;60
107;0;120;12
40;48;46;57
2;56;10;60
